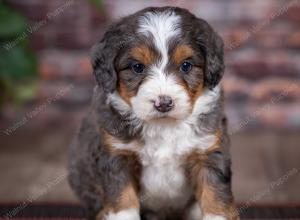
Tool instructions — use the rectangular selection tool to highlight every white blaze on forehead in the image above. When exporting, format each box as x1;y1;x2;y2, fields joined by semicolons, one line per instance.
138;10;181;67
131;10;188;121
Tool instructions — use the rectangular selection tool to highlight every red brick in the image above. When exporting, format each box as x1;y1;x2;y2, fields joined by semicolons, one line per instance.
256;104;300;129
7;0;49;20
226;50;300;79
38;50;92;80
7;0;107;50
223;75;252;101
285;4;300;23
251;28;291;49
251;79;300;102
288;31;300;48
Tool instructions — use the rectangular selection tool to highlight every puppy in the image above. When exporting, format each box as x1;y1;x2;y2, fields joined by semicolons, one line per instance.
69;6;239;220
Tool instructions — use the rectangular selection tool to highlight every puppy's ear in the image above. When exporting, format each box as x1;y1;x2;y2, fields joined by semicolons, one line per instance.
195;19;224;89
90;26;122;94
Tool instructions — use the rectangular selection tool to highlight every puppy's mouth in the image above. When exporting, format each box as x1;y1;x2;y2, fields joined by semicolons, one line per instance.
148;113;179;123
152;111;172;119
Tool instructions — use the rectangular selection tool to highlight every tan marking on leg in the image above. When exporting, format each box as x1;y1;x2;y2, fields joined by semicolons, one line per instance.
115;183;140;211
196;168;239;220
205;171;239;219
202;194;238;219
96;183;140;220
199;182;227;214
184;134;239;220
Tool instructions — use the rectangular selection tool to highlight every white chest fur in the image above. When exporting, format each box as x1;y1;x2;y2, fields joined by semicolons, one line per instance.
138;121;216;211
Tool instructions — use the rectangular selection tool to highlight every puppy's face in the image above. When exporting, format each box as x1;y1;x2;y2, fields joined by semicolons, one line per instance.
92;7;224;122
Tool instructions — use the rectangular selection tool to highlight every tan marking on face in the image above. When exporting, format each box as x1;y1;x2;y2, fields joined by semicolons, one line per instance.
131;46;155;65
172;46;204;108
191;82;204;105
116;46;155;105
173;45;194;66
117;80;135;105
174;77;194;112
175;73;204;112
173;45;206;108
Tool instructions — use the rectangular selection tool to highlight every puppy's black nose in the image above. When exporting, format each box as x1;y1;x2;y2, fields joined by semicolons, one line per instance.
154;95;174;112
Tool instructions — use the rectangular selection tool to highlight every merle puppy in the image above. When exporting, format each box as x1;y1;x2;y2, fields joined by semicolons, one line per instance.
69;6;239;220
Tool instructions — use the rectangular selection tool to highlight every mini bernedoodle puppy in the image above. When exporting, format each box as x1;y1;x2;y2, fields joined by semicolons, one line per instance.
69;6;239;220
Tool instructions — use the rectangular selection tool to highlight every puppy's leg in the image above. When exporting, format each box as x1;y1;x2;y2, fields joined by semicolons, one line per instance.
185;150;239;220
96;182;140;220
199;181;238;220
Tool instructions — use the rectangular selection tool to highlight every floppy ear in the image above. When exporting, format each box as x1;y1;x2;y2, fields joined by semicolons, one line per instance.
90;27;122;94
195;19;224;89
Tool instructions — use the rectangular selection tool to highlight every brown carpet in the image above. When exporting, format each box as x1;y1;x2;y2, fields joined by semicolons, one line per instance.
0;203;300;219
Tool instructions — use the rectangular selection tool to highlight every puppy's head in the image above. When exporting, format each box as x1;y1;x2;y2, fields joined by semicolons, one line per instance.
92;7;224;122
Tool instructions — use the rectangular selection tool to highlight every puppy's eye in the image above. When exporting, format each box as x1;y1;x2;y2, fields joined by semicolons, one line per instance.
180;61;193;73
131;63;145;74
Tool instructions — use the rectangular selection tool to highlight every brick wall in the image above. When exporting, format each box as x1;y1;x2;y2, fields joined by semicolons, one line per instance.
7;0;300;132
7;0;107;50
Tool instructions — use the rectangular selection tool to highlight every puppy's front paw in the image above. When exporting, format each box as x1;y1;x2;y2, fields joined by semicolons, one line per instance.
104;208;140;220
203;214;226;220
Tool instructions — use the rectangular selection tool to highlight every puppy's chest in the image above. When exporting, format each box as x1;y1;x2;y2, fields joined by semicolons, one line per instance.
138;126;191;210
111;122;216;209
138;123;216;210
